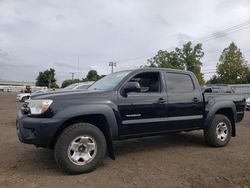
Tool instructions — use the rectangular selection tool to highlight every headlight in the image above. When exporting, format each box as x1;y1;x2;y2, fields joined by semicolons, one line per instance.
27;100;53;115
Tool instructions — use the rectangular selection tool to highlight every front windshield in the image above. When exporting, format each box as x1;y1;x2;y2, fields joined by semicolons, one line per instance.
88;70;131;90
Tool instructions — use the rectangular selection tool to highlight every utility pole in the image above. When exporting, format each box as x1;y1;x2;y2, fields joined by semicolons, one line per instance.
48;73;52;89
109;62;117;73
70;72;75;81
77;56;80;80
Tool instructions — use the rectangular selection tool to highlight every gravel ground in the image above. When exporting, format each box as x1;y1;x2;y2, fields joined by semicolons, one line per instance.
0;92;249;188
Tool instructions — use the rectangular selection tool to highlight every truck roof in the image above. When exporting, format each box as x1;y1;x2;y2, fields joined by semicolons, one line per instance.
124;67;193;75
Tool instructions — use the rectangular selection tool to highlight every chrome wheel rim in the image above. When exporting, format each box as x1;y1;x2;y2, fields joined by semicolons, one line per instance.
216;122;228;141
68;136;97;166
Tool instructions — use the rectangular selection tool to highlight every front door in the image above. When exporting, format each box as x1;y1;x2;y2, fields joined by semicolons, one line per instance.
118;71;168;136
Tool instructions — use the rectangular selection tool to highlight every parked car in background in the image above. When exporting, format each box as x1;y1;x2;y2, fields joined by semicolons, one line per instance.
16;93;31;102
63;81;94;91
30;82;95;99
0;86;4;92
246;97;250;110
17;89;49;102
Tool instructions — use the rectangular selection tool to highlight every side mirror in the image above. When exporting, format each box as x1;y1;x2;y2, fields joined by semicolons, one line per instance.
122;82;141;96
203;87;212;93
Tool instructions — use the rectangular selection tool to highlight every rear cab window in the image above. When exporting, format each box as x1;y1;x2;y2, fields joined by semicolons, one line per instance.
165;72;195;93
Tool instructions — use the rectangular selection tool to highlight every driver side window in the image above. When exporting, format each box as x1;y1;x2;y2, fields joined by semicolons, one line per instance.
128;72;161;93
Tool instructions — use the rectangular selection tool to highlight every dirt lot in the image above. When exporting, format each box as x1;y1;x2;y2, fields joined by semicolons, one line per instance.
0;92;249;188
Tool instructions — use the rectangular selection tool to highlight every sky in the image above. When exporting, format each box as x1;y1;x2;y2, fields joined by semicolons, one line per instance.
0;0;250;85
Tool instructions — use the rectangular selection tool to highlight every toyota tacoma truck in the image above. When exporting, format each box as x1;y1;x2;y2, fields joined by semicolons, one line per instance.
16;68;245;174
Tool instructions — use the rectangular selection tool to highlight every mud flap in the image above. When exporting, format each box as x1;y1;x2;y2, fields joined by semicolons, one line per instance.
106;128;115;160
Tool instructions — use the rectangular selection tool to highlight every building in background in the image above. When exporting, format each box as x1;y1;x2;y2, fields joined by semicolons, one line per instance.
0;80;47;93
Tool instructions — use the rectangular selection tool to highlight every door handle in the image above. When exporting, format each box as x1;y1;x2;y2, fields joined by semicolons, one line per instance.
192;98;199;102
156;98;166;104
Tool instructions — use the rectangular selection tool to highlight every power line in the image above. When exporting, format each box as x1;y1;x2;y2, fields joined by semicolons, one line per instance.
116;55;149;63
94;21;250;77
202;67;217;72
200;26;250;42
203;71;216;74
114;21;250;64
194;21;250;42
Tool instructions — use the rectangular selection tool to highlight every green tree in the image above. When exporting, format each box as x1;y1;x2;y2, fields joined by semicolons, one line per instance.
148;50;185;69
61;79;80;88
148;41;205;84
176;42;204;84
36;68;57;88
50;82;59;89
85;70;100;81
217;42;248;84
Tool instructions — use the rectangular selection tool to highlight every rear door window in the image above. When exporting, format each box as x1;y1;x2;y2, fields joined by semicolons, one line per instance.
166;72;194;93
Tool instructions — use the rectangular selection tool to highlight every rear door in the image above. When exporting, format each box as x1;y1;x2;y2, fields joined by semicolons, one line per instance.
164;71;204;130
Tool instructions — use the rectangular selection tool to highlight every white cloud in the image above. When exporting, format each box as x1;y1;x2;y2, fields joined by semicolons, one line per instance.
0;0;249;84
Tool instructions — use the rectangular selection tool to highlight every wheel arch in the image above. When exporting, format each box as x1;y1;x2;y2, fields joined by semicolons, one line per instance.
50;104;119;159
203;101;236;137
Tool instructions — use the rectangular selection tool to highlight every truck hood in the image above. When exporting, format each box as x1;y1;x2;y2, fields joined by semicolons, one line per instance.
31;89;110;100
29;89;118;118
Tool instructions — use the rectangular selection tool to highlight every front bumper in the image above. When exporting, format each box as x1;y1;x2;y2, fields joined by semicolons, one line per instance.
16;110;63;147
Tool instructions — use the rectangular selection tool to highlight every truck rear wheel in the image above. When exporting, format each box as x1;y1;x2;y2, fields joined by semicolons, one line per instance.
204;114;232;147
54;123;107;174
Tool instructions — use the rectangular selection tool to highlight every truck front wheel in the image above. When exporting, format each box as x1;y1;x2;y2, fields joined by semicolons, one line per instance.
204;114;232;147
54;123;107;174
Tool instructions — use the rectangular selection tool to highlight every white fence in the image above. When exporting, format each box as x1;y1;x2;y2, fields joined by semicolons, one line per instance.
0;85;47;93
229;84;250;98
206;84;250;98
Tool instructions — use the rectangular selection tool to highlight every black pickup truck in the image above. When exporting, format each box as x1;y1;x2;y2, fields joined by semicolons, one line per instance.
16;68;245;174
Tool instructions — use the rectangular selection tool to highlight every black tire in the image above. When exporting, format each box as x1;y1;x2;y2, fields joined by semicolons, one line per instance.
54;123;107;174
204;114;232;147
22;96;29;102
